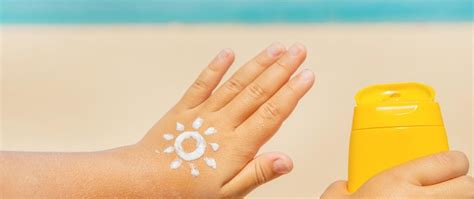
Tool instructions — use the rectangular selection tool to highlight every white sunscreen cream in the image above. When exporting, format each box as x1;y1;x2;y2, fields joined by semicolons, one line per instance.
163;133;174;140
176;122;185;131
170;159;182;169
192;117;203;129
209;143;219;151
163;146;175;153
174;131;207;161
204;157;217;169
190;163;200;177
204;127;217;135
161;118;220;177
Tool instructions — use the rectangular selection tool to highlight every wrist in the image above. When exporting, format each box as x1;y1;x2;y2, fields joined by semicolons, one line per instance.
89;145;159;197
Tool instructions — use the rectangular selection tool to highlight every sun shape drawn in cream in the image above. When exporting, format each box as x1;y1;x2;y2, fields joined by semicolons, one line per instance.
162;117;219;177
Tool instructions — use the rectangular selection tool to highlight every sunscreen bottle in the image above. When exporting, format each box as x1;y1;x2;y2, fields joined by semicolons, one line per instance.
347;82;449;193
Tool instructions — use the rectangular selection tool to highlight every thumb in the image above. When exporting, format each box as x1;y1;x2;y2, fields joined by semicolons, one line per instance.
220;152;293;197
387;151;469;186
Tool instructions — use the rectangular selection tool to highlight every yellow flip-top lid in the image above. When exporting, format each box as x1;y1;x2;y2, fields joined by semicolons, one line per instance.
352;82;444;130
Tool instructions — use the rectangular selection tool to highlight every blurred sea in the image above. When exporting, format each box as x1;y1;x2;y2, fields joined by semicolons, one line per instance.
1;0;472;24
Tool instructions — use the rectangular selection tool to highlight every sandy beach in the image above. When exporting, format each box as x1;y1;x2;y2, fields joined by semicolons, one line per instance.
1;24;472;197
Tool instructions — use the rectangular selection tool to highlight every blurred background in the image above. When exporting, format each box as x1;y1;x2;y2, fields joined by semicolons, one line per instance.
1;0;472;197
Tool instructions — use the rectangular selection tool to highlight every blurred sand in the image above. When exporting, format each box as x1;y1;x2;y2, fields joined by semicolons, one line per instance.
1;24;473;197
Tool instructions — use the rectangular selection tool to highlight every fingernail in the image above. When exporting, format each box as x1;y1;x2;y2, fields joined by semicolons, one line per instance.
218;48;231;60
300;69;314;82
273;159;290;174
267;42;284;57
289;43;302;57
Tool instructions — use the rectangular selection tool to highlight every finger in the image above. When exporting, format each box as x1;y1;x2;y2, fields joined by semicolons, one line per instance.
222;43;307;126
321;181;350;199
220;152;293;197
176;49;234;109
236;69;315;147
204;42;286;111
387;151;469;186
423;175;474;198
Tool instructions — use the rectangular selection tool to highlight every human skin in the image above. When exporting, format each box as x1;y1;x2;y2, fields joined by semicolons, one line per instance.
2;43;472;198
1;42;315;198
322;151;474;198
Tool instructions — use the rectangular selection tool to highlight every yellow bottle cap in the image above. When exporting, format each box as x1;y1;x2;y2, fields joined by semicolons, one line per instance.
352;82;444;130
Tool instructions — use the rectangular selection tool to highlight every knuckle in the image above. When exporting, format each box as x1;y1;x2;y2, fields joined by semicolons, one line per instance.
228;143;258;163
275;60;289;71
285;83;299;96
247;83;267;99
254;56;267;67
225;78;244;92
192;78;209;91
254;162;268;186
259;102;281;120
207;63;223;72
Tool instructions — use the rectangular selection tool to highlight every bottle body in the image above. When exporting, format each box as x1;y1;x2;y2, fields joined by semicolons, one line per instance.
347;125;449;192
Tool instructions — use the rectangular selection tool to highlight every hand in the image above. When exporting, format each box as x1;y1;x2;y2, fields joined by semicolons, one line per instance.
1;42;314;198
131;42;315;197
321;151;474;198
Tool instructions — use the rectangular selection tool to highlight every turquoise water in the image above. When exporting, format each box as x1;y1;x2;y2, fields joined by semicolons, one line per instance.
1;0;472;24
